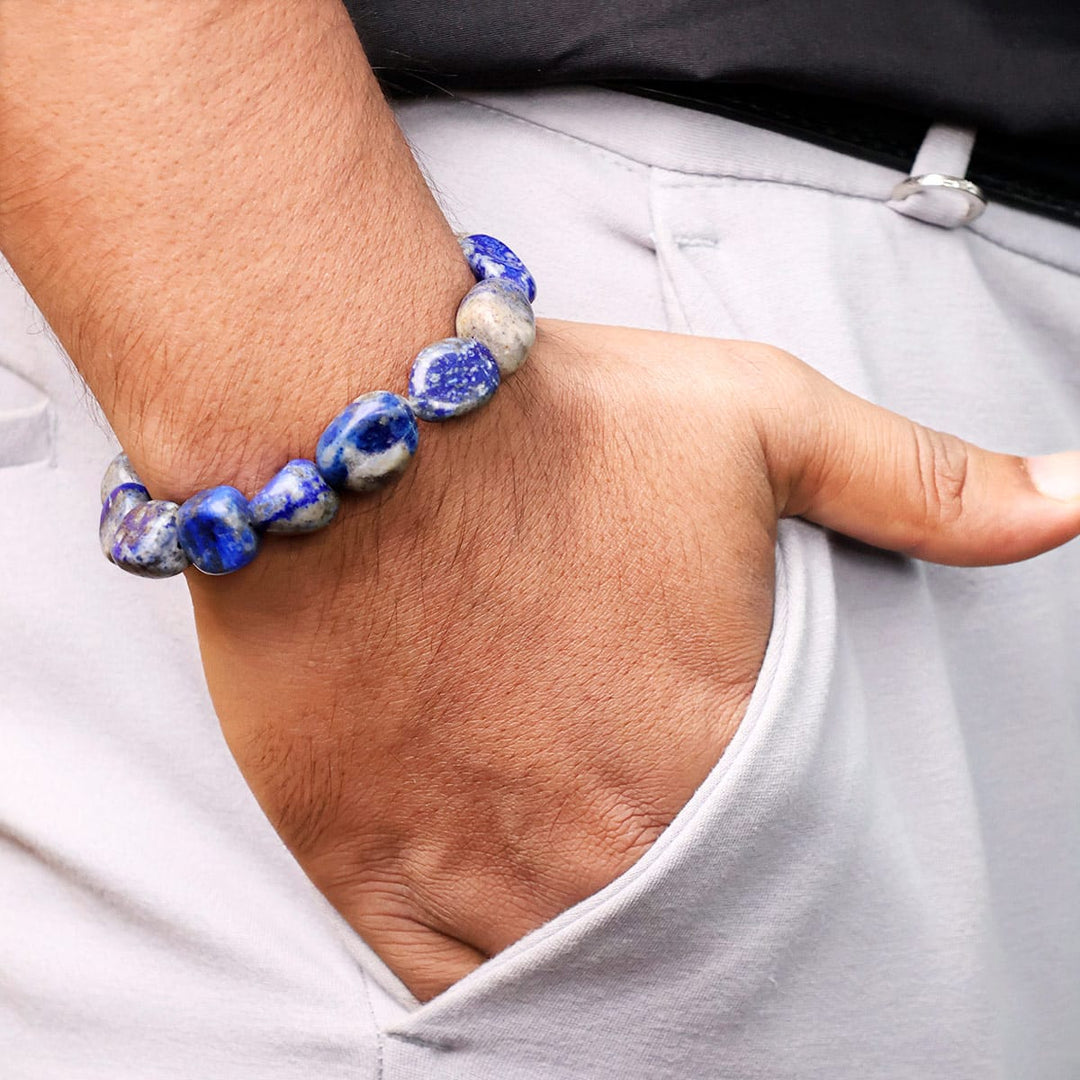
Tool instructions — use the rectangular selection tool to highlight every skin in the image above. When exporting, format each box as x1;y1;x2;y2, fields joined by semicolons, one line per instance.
3;0;1080;1003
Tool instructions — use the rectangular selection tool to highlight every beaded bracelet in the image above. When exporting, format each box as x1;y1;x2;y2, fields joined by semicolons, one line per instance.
98;235;537;578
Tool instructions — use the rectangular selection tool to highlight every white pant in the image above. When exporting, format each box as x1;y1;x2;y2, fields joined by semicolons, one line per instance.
2;88;1078;1078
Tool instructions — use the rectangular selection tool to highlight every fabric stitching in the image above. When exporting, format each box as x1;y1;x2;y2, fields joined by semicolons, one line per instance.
358;964;386;1080
447;97;1080;280
453;98;906;200
658;178;1080;278
457;98;904;207
646;166;694;334
385;1031;455;1050
454;96;898;192
452;97;647;177
659;174;884;196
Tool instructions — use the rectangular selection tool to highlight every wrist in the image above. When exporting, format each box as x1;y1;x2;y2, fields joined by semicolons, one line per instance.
0;0;474;500
118;234;475;502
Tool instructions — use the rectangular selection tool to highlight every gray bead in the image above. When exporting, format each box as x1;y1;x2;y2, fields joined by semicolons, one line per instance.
99;483;150;562
100;452;145;504
111;500;190;578
455;278;536;376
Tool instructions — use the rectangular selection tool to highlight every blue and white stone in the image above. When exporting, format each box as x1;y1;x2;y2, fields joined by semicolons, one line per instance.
455;278;536;376
110;500;190;578
177;486;259;575
99;482;151;562
250;459;340;533
100;452;145;503
459;234;537;302
315;391;419;493
408;337;500;421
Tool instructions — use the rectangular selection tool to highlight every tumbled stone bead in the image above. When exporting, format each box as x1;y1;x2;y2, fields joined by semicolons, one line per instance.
99;482;151;562
315;391;419;493
177;486;259;575
110;500;190;578
100;452;145;503
408;337;500;422
459;234;537;302
250;459;340;533
455;278;536;376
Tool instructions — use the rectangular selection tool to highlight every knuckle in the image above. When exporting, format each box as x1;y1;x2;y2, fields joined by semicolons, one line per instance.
913;425;970;529
733;343;808;402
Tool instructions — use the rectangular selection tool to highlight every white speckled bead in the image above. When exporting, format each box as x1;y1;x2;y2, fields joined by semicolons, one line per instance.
111;500;190;578
99;483;150;562
455;278;536;376
250;459;340;533
100;452;145;503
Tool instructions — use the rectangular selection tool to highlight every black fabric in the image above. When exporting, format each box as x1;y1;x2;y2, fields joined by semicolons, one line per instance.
348;0;1080;143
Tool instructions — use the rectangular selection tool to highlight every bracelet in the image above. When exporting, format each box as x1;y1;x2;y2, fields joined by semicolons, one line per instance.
98;234;537;579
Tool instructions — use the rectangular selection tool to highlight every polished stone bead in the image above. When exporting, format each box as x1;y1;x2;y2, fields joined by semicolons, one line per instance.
110;500;190;578
99;482;150;562
315;391;419;493
459;234;537;302
177;486;259;575
250;459;340;533
456;278;536;376
408;337;500;421
100;452;145;503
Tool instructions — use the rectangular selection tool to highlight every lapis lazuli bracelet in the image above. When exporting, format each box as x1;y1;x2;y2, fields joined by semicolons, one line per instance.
98;235;537;578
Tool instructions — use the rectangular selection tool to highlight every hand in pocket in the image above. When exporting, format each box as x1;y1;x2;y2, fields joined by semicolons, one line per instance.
185;320;1080;1000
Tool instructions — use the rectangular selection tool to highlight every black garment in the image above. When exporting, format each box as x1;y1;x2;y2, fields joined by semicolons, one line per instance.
349;0;1080;142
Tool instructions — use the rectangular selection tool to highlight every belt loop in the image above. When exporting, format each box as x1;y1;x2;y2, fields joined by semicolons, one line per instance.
887;122;986;228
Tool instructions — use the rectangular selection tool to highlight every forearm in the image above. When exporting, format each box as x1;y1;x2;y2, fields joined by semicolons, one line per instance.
0;0;471;499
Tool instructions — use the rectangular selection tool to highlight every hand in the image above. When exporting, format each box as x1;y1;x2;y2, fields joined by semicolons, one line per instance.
184;319;1080;1001
7;0;1075;1008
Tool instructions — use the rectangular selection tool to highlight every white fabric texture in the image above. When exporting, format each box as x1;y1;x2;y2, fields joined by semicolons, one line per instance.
1;87;1078;1078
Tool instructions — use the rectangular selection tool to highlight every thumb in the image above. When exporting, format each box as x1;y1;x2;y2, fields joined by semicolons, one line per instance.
757;352;1080;567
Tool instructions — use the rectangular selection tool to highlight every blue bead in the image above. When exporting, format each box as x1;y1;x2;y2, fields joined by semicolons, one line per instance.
111;500;190;578
408;337;500;421
250;459;340;533
177;486;259;575
100;482;150;561
315;391;419;493
459;234;537;302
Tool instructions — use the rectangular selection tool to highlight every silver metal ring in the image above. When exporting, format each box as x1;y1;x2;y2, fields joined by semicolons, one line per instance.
890;173;988;223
